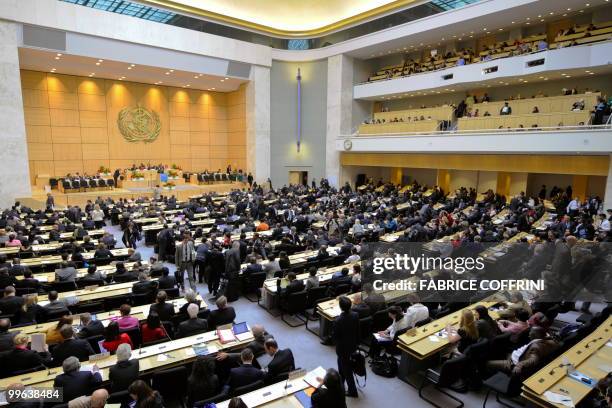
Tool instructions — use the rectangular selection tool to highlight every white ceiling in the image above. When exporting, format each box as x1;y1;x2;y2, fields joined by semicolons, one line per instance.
18;47;247;92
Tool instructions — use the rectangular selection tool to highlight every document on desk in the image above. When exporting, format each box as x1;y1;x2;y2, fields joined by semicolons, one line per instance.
235;331;254;342
30;333;46;352
303;366;326;388
543;391;575;407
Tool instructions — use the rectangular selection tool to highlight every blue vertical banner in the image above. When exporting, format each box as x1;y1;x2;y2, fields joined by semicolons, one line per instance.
296;68;302;152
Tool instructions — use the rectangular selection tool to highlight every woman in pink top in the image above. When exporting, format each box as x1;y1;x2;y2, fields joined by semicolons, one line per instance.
5;233;22;247
112;304;139;329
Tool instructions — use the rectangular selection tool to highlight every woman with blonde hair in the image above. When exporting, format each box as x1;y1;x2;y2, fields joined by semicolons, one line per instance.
446;309;479;354
18;294;44;324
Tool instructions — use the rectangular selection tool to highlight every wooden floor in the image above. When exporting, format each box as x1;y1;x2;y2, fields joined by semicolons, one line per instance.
18;182;246;210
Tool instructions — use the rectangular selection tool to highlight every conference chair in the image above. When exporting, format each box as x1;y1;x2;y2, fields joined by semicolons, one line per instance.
120;326;142;349
86;335;105;354
164;287;180;299
107;179;115;189
280;290;308;327
49;178;58;190
304;296;333;336
481;371;526;408
233;380;264;397
103;294;132;311
76;279;104;289
107;390;130;406
197;308;210;320
152;366;188;408
51;280;77;293
372;309;392;332
61;179;72;191
131;293;154;307
488;332;514;360
242;271;266;302
418;356;467;408
193;392;228;407
75;301;104;315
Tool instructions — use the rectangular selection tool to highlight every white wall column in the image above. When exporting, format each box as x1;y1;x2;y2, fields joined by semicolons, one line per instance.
603;154;612;211
326;54;353;188
246;65;271;183
0;21;31;207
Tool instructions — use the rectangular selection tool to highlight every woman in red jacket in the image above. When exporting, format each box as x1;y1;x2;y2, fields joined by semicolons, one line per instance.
141;312;167;344
102;321;133;353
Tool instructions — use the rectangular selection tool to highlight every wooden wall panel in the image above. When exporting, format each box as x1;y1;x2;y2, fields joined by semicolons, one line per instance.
21;70;246;180
51;127;81;144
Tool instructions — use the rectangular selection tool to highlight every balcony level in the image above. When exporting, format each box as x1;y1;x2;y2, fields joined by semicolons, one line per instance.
354;41;612;99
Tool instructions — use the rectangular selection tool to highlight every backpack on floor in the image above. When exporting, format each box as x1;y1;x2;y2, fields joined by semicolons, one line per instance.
351;350;367;387
370;353;398;378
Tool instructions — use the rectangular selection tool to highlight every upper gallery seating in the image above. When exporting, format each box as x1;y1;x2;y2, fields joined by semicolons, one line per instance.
365;21;612;83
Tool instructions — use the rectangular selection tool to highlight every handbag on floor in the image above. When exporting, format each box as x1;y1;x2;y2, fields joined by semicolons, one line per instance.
369;353;398;378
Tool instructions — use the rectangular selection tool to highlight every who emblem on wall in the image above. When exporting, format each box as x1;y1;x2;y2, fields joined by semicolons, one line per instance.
117;105;161;143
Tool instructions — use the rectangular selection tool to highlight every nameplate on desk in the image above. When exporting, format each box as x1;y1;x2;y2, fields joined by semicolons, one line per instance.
85;285;98;291
262;391;272;397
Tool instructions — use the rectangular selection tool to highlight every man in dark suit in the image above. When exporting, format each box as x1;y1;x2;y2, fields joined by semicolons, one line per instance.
8;259;27;277
77;313;104;339
263;338;295;383
15;269;41;292
149;290;175;322
0;286;24;316
328;267;352;294
131;273;158;297
351;293;372;318
53;356;102;402
54;261;78;282
207;296;236;329
242;256;263;277
486;327;560;378
108;343;139;393
363;283;387;313
0;318;17;352
177;303;208;338
280;272;305;299
42;291;69;319
333;296;360;398
51;325;95;366
157;267;177;289
223;348;264;393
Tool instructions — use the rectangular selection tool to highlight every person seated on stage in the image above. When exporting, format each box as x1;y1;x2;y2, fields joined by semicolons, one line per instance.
223;348;264;394
42;290;69;318
140;312;167;343
0;333;51;378
51;325;95;366
109;343;140;393
102;321;133;353
486;327;559;378
178;289;201;315
149;290;175;322
53;356;102;403
187;357;220;406
263;338;295;383
112;304;139;330
177;303;208;339
311;368;347;408
132;272;158;297
207;296;236;329
46;315;73;345
77;312;104;339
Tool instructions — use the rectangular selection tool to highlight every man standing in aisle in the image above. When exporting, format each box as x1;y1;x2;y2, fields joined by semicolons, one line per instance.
175;232;196;291
333;296;360;398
